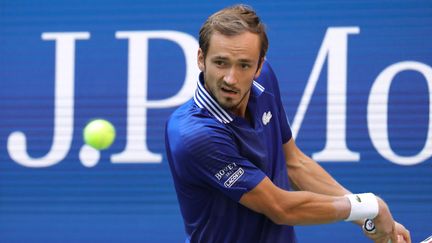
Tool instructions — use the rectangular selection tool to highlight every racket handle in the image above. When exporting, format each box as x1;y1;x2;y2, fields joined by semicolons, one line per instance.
363;218;376;234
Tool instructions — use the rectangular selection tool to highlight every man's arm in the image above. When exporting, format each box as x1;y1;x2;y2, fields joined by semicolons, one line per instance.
283;138;350;196
239;165;398;243
282;138;411;242
239;177;351;225
239;139;379;227
283;138;375;226
239;172;397;242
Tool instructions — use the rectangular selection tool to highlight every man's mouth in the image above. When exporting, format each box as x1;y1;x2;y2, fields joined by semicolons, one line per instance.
221;87;238;94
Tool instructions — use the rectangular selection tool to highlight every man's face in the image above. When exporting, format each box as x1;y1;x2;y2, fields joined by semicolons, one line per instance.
198;31;263;116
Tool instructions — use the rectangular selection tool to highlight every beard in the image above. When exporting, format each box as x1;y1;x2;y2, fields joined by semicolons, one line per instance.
203;71;251;112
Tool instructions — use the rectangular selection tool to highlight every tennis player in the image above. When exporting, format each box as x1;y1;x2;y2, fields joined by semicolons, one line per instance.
165;4;410;243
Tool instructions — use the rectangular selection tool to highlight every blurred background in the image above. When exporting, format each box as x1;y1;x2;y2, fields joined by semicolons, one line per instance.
1;0;431;242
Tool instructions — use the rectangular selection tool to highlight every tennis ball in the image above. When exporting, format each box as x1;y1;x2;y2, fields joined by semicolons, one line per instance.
83;119;116;150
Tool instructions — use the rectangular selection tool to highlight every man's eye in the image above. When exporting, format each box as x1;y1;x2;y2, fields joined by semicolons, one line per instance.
215;60;225;66
241;64;251;69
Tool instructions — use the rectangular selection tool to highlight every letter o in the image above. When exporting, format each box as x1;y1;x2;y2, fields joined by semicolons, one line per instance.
368;61;432;165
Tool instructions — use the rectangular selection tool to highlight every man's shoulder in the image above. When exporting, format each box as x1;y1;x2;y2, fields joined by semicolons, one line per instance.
166;99;230;143
256;60;280;96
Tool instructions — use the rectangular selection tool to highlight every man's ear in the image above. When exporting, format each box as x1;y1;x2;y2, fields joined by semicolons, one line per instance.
198;48;205;71
254;57;265;79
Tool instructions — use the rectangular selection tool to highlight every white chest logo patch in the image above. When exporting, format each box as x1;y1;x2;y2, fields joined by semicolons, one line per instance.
262;111;272;125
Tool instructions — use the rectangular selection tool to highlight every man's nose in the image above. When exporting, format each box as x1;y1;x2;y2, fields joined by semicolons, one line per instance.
224;68;238;85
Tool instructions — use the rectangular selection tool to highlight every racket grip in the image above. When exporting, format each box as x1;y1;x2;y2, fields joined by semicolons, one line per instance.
363;218;376;234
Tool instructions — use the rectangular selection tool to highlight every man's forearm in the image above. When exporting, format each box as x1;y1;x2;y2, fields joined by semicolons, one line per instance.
273;191;351;225
287;154;350;195
240;177;352;225
283;141;368;225
284;141;349;196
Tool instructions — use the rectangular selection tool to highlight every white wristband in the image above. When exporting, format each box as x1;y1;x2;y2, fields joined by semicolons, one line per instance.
344;193;379;221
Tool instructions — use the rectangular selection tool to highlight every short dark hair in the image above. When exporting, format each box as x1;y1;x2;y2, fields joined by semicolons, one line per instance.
199;4;268;66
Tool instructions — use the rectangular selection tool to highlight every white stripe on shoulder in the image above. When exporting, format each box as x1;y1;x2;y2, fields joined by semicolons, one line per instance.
253;80;265;91
253;80;265;92
195;94;224;123
196;91;229;123
197;83;233;122
193;90;204;108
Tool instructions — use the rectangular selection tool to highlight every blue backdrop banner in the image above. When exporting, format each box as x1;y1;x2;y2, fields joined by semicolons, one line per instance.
1;0;431;242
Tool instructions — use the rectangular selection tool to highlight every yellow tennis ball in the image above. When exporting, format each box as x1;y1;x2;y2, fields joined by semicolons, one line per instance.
83;119;116;150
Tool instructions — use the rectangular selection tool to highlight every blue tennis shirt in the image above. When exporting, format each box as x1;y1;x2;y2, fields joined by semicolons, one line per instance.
165;61;297;243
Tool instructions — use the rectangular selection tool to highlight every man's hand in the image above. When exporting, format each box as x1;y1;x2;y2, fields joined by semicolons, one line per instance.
362;198;411;243
394;221;411;243
366;198;397;242
363;221;411;243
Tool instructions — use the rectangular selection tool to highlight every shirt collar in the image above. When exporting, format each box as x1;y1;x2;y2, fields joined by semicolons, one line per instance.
193;73;265;124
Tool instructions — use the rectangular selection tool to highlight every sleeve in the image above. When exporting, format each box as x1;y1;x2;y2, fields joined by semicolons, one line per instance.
177;119;267;202
257;60;292;143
